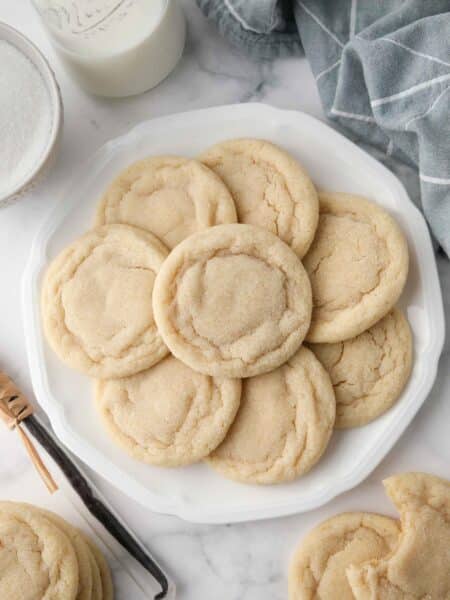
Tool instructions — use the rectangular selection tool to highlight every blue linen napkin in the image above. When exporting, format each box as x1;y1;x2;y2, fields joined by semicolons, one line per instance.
197;0;450;256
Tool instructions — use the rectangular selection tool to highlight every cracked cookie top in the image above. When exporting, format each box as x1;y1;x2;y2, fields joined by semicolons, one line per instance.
31;507;95;600
0;502;80;600
309;308;413;428
95;156;237;249
42;224;169;378
200;138;319;259
347;473;450;600
303;192;409;343
289;512;400;600
152;223;312;378
95;355;241;467
207;346;335;484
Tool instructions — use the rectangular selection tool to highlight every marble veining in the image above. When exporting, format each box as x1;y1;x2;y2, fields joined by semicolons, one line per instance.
0;1;448;598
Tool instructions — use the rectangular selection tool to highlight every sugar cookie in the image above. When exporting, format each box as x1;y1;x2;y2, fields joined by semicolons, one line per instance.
289;512;400;600
39;510;94;600
96;355;241;466
84;535;114;600
303;192;408;343
84;547;103;600
347;472;450;600
95;156;237;249
42;224;169;378
0;501;79;600
201;138;318;258
152;223;312;378
309;308;412;428
207;346;335;484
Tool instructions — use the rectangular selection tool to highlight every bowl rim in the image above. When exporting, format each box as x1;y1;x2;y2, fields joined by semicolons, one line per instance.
0;21;62;204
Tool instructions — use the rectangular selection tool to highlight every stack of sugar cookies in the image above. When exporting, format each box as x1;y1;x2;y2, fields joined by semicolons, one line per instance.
41;138;412;485
289;471;450;599
0;501;113;599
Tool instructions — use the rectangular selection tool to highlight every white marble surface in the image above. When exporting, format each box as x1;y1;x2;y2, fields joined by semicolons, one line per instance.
0;2;449;599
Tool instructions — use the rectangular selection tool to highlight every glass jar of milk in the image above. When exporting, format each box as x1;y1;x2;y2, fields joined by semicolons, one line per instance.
31;0;186;97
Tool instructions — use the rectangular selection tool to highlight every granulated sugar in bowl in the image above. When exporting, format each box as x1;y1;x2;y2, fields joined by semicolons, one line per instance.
0;23;62;207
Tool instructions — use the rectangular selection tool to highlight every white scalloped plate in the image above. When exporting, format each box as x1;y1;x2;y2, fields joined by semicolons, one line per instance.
23;103;445;524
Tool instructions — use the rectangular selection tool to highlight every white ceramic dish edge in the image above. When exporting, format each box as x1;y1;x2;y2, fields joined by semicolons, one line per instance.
22;104;445;524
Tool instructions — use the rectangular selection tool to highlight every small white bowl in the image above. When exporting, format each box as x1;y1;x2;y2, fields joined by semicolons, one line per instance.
0;22;63;207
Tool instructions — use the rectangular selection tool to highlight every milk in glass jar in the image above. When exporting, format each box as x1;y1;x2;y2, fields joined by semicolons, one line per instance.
31;0;186;97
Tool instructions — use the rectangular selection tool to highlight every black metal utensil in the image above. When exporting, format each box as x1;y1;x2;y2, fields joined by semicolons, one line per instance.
23;415;171;600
